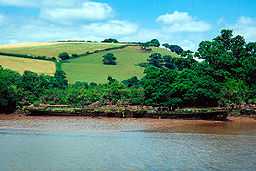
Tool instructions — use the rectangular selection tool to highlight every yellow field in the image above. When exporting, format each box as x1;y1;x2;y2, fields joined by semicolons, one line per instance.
0;55;55;75
0;42;59;49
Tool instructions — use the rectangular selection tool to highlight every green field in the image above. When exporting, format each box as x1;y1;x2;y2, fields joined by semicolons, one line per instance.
0;42;124;58
0;42;178;83
0;55;55;75
62;46;178;83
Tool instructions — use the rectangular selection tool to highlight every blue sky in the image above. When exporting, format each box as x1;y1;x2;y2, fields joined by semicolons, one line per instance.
0;0;256;50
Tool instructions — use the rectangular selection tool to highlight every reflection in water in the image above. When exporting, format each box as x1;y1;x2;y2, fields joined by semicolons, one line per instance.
0;117;256;171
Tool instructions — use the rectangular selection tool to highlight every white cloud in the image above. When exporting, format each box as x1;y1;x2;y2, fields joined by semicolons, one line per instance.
156;11;211;32
0;6;210;50
0;18;139;44
0;0;83;8
232;16;256;41
157;11;193;24
83;20;138;36
238;16;255;25
0;1;114;22
40;1;113;21
121;28;163;43
0;14;5;24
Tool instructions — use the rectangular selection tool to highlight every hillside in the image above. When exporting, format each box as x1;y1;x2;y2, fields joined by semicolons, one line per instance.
0;42;125;58
0;42;178;83
0;55;55;75
63;46;177;83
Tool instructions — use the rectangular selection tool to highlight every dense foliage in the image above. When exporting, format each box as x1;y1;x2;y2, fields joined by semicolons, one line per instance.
58;52;70;60
143;39;160;47
102;38;119;43
162;44;184;55
1;30;256;113
102;53;117;65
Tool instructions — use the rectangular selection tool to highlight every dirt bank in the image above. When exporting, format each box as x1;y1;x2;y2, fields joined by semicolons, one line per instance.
0;114;255;135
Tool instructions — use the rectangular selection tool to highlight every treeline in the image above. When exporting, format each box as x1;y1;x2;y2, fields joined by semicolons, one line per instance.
1;29;256;113
140;30;256;108
0;68;67;113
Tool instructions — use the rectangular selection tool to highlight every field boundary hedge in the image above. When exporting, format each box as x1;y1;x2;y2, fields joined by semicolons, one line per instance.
0;52;57;61
0;44;137;61
76;45;130;58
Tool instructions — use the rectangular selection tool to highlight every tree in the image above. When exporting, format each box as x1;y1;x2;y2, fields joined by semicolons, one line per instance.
147;53;177;69
214;29;233;50
122;76;140;87
150;39;160;47
163;55;176;69
103;53;117;65
163;43;183;55
54;70;68;88
198;29;256;83
220;79;249;105
142;67;178;107
102;38;119;43
0;79;17;113
144;39;160;47
107;76;117;84
0;67;19;113
162;43;169;49
58;52;70;60
147;53;163;68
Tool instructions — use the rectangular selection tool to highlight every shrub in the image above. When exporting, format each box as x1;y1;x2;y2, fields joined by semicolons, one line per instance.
102;53;117;65
58;52;70;60
71;54;79;58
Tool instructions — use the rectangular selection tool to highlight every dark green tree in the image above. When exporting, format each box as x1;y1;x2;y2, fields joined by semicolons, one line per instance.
102;38;119;43
58;52;70;60
144;39;160;47
163;55;176;69
147;53;163;68
163;43;183;54
103;53;117;65
0;80;17;113
54;70;68;88
122;76;140;87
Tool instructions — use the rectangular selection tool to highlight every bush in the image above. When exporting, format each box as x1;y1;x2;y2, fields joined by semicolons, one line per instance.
71;54;79;58
103;53;117;65
58;52;70;60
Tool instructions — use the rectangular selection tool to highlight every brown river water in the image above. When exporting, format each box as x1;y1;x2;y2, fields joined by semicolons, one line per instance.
0;115;256;171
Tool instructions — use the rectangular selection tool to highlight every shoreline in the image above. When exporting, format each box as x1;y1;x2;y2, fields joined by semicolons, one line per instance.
0;113;255;121
0;114;255;135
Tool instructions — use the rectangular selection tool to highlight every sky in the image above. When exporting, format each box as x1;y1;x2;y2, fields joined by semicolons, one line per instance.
0;0;256;50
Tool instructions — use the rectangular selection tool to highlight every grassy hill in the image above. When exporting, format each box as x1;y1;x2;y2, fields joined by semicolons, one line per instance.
0;55;55;75
62;46;178;83
0;42;178;83
0;42;124;58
